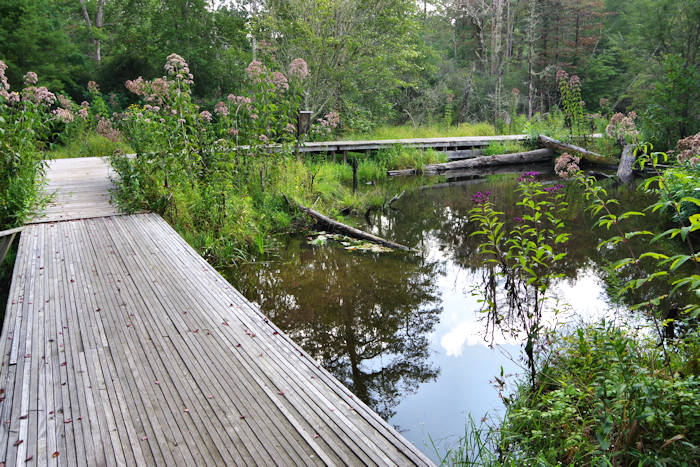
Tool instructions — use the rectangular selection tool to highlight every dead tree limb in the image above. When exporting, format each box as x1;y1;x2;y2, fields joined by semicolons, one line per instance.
284;195;416;252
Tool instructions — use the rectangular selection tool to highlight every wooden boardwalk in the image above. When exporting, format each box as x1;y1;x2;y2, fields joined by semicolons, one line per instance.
32;157;119;224
0;158;433;465
298;134;528;154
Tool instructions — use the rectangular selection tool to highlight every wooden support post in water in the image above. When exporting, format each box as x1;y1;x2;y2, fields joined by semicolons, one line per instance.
352;157;358;193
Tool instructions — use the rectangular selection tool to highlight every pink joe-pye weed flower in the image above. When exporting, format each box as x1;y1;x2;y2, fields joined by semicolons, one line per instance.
23;71;38;86
288;58;309;79
199;110;212;122
52;107;74;123
270;72;289;91
245;60;267;82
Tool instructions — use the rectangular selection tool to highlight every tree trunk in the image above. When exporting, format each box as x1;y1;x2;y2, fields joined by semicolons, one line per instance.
616;144;635;184
421;148;554;174
538;134;617;165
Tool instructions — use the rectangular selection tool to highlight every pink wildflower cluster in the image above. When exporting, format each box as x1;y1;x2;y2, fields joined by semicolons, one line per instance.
285;123;296;133
87;81;99;93
271;72;289;91
23;86;56;105
52;107;74;123
164;53;194;84
96;118;121;142
125;77;146;95
317;112;340;133
227;94;249;104
214;101;229;117
605;112;638;143
554;153;581;179
199;110;212;122
556;69;569;82
78;107;89;119
57;95;71;108
0;60;10;100
23;72;38;86
245;61;267;82
288;58;308;79
675;132;700;166
126;76;171;106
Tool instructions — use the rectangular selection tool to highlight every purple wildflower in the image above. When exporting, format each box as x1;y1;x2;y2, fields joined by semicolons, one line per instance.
471;191;491;204
517;171;540;182
543;184;564;193
514;217;523;222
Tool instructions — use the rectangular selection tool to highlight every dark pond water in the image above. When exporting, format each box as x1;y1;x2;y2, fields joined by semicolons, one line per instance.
223;166;685;461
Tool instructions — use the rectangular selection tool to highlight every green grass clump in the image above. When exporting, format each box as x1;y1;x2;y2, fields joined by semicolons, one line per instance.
48;130;133;159
481;141;529;156
344;121;498;140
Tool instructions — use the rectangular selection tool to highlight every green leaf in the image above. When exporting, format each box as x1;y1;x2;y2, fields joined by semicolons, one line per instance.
611;258;634;270
639;252;669;261
618;211;645;220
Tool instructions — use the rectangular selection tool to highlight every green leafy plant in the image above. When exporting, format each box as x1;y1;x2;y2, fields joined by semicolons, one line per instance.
468;171;569;386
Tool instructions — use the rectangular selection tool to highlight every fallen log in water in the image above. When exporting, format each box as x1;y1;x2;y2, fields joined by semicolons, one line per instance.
284;195;416;252
421;148;554;174
387;168;417;176
616;144;635;184
537;134;618;166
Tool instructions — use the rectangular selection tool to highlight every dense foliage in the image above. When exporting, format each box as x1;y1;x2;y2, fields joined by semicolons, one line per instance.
0;0;696;146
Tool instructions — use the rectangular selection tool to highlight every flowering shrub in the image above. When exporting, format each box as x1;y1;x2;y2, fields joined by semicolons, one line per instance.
110;54;320;262
605;112;639;144
0;61;60;227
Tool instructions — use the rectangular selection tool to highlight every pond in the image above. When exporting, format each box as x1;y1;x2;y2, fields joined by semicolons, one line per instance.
224;166;679;462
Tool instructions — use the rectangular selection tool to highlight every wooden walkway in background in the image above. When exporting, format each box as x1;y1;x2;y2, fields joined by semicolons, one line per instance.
31;158;119;224
0;158;433;466
298;134;528;154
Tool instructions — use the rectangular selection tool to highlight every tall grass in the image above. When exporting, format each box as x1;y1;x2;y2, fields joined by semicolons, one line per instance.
344;122;498;140
47;129;133;159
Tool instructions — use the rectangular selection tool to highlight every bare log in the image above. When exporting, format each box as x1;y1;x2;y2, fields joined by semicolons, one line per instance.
616;144;635;184
538;134;618;166
421;148;554;174
284;195;415;252
387;168;417;176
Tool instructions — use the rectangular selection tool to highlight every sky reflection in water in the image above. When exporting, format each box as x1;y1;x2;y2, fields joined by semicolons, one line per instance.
226;171;654;461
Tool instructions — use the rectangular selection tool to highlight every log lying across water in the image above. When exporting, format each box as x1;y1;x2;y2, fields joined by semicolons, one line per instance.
284;195;416;252
537;134;618;166
421;148;554;174
616;144;635;184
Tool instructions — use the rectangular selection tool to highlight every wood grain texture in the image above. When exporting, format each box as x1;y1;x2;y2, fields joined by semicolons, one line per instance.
30;157;121;224
0;215;433;466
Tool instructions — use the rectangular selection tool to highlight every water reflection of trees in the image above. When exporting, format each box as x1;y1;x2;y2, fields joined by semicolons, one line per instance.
227;240;443;420
374;176;698;323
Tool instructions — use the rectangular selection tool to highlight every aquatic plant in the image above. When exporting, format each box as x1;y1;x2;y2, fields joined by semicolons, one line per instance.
468;170;569;386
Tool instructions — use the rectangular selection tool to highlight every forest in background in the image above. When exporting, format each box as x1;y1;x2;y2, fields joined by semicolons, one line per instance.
1;0;698;148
